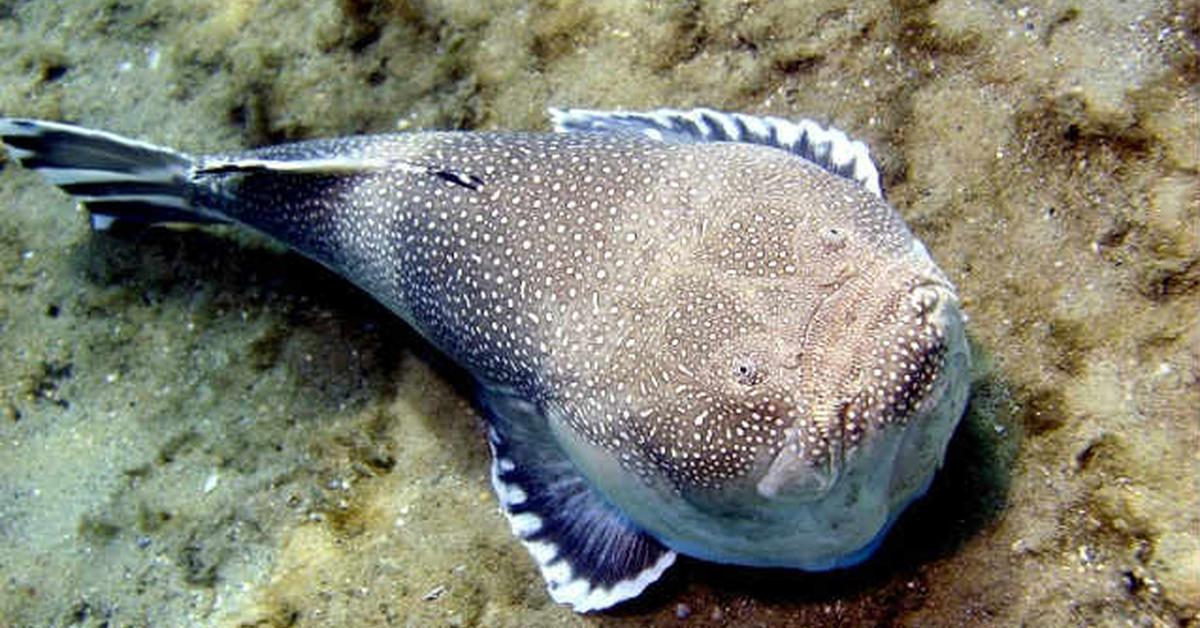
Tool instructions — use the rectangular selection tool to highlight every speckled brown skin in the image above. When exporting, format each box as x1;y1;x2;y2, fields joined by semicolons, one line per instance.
0;117;970;605
197;130;969;567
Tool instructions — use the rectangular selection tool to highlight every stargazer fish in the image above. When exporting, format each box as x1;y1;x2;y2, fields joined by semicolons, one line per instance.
0;108;970;612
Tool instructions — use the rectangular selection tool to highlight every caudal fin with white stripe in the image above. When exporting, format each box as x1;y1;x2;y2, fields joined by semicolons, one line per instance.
0;118;225;229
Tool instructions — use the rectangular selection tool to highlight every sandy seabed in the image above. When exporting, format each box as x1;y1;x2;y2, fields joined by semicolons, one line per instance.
0;1;1196;626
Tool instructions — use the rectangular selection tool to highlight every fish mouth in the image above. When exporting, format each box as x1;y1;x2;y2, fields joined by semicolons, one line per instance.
754;416;843;502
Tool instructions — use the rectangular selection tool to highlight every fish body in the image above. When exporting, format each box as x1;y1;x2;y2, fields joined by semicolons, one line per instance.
0;109;970;612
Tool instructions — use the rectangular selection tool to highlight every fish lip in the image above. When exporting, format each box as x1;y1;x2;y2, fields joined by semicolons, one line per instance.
754;410;843;503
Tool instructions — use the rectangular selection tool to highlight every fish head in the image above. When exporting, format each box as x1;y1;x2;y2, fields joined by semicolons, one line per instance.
554;147;971;569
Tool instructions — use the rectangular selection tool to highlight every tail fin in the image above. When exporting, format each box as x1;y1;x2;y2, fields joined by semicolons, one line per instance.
0;118;226;229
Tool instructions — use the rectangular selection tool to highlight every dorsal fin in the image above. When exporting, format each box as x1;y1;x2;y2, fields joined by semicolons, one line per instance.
549;107;883;198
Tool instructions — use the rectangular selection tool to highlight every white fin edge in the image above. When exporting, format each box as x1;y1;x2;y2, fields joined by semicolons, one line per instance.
485;432;678;613
0;118;191;160
36;167;181;186
3;145;34;159
548;106;884;198
544;548;676;613
90;214;117;231
74;193;192;210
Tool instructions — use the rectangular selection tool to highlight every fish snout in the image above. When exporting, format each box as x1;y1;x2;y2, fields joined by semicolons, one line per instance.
753;275;961;505
848;279;956;431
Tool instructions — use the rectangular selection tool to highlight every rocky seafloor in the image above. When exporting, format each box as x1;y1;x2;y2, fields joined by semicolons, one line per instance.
0;1;1196;626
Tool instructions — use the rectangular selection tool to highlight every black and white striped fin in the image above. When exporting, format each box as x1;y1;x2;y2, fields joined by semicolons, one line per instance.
0;118;225;229
549;107;883;198
480;391;676;613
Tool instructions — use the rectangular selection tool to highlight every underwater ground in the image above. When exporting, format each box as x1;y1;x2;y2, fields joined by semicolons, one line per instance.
0;1;1196;626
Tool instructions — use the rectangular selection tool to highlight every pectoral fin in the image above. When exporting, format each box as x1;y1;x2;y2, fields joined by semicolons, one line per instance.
480;390;676;612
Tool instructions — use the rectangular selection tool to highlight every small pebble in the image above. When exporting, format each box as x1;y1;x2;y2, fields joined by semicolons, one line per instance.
423;584;446;601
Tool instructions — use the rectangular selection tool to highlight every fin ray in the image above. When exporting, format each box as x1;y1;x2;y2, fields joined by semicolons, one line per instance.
549;107;884;198
0;118;226;227
481;391;676;613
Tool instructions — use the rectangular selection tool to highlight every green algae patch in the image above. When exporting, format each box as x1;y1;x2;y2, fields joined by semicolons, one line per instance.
222;361;562;628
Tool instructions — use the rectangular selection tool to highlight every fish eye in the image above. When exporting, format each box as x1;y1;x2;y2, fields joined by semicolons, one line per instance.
821;226;847;250
731;355;765;386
